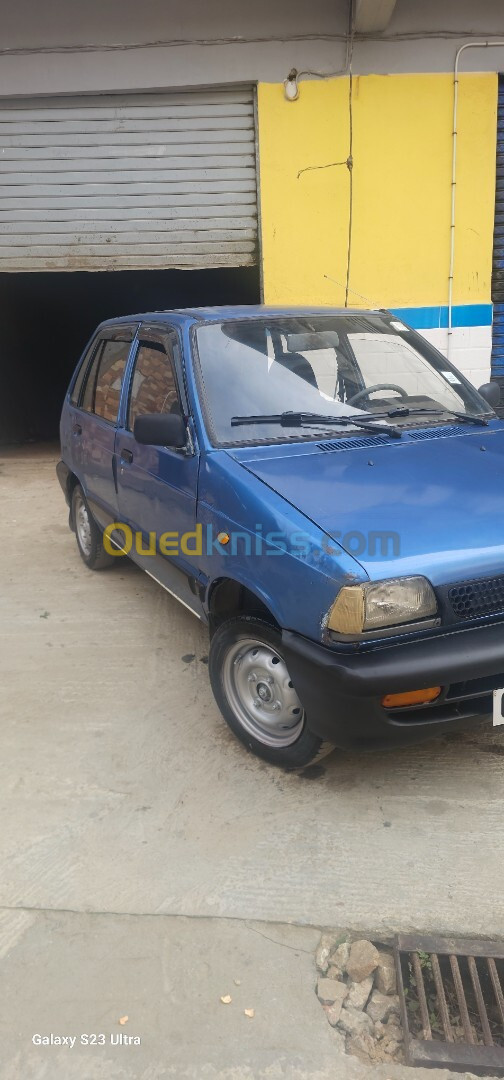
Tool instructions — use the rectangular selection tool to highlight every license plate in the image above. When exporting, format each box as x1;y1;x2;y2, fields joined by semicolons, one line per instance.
493;688;504;726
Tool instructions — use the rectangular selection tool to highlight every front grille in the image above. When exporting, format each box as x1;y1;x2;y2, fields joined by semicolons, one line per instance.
396;933;504;1072
448;576;504;620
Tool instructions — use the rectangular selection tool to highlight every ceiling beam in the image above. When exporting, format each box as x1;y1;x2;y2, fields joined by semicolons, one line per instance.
354;0;398;33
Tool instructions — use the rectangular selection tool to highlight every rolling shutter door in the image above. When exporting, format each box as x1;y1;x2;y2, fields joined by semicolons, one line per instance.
0;88;258;271
491;76;504;398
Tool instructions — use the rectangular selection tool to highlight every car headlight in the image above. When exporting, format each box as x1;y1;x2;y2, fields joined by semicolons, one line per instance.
327;576;438;635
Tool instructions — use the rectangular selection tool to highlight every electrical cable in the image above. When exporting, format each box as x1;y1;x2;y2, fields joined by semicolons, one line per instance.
344;69;354;308
295;1;355;307
448;40;504;361
297;0;354;81
2;29;504;58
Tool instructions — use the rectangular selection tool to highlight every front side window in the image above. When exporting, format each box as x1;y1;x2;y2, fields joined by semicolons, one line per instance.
81;338;131;423
128;338;180;431
194;315;491;446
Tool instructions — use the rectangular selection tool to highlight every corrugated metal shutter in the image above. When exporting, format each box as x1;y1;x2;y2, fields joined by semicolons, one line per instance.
491;76;504;393
0;88;258;271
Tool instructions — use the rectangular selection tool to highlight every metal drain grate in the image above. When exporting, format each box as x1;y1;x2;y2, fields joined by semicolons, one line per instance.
395;934;504;1073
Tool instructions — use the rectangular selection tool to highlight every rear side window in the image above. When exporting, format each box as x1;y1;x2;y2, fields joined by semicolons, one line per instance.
81;338;131;423
128;339;181;431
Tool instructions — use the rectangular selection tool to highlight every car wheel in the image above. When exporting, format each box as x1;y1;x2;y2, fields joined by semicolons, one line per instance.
209;616;333;767
71;485;116;571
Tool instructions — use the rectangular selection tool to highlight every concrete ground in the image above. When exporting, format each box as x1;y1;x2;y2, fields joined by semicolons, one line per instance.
1;444;503;1079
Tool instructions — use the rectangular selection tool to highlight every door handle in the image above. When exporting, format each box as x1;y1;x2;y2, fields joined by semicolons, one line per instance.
120;448;133;464
73;422;82;435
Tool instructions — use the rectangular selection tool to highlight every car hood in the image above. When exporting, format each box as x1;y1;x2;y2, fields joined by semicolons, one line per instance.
227;424;504;584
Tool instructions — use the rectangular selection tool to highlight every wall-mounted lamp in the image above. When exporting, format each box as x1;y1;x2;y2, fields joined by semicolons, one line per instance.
283;68;299;101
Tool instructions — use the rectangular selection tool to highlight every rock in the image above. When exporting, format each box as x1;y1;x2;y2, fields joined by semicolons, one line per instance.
331;1028;347;1054
367;990;400;1023
323;999;347;1026
375;950;397;995
317;978;348;1008
326;965;344;981
347;975;374;1010
384;1039;400;1055
338;1005;374;1037
381;1021;403;1044
330;941;351;975
346;939;380;983
315;933;339;974
345;1032;376;1065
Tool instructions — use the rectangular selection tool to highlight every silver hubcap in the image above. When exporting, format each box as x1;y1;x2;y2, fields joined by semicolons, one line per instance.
75;493;92;557
222;637;305;748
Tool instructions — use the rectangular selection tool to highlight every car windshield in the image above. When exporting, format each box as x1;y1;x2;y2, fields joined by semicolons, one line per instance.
194;314;491;446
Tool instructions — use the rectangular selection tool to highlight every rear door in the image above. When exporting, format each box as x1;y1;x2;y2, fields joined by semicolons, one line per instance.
116;324;202;615
61;331;101;477
77;324;138;528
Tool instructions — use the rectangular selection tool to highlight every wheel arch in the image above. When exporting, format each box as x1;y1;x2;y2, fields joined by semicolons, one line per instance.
206;576;280;633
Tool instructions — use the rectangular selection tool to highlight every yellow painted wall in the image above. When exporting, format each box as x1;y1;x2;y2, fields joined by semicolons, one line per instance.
258;73;497;308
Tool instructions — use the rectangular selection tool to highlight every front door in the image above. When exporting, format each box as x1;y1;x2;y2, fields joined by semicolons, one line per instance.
115;324;202;615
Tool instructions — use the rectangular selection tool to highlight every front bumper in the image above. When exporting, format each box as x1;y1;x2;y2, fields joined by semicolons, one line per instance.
280;619;504;749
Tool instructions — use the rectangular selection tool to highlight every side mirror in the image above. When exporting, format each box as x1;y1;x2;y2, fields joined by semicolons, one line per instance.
477;381;500;409
134;412;186;448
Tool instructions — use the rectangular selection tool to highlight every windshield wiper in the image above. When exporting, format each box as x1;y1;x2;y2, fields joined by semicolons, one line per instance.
443;411;489;427
367;407;445;418
230;411;402;438
360;406;490;427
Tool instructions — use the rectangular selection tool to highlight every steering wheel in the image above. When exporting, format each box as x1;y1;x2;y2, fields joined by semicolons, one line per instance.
346;383;408;408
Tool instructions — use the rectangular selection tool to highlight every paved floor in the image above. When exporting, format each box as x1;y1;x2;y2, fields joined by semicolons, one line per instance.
1;445;503;1078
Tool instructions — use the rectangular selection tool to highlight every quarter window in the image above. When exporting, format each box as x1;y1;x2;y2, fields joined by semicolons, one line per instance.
128;339;180;431
70;338;98;406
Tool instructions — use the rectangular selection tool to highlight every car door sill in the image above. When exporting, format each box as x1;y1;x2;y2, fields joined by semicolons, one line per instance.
107;533;203;619
141;564;203;619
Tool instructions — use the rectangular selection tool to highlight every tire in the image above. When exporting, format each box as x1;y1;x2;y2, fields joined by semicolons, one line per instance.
209;616;333;767
71;484;116;571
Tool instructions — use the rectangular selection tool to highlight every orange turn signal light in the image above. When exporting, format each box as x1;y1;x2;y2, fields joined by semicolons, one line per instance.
381;686;441;709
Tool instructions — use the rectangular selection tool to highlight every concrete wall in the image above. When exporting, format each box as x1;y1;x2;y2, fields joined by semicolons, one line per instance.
1;0;504;97
1;0;503;385
258;73;497;383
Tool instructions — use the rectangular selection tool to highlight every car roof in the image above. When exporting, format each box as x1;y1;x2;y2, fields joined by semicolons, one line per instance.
97;304;384;330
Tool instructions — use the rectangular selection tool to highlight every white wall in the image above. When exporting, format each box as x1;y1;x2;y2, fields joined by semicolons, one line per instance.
420;326;492;389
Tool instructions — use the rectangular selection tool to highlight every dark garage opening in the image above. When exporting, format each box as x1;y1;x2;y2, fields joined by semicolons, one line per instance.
0;266;260;444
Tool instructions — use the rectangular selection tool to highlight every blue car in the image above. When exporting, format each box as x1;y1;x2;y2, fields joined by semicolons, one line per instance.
58;306;504;767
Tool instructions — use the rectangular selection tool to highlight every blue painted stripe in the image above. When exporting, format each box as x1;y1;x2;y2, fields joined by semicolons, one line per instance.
389;304;493;330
